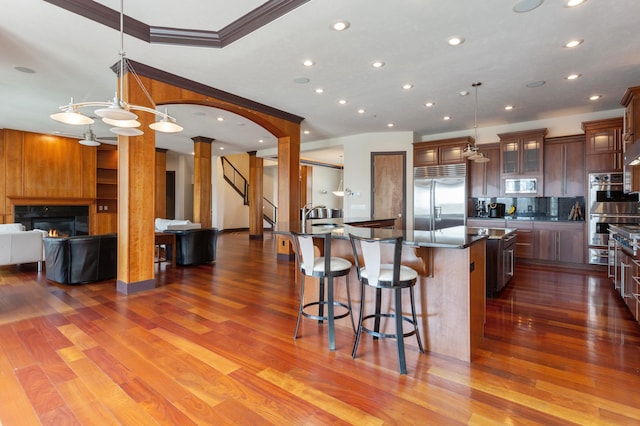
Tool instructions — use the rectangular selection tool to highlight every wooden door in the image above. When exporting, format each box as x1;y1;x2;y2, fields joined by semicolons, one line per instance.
371;152;406;230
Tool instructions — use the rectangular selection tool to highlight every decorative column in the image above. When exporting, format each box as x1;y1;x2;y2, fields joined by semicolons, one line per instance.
276;135;301;260
116;74;157;295
248;151;264;239
192;136;213;228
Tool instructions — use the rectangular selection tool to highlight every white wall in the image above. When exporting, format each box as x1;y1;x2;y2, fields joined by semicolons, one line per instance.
310;166;342;209
332;132;415;220
166;152;194;221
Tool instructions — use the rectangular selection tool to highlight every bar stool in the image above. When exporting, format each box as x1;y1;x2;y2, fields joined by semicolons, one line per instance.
291;231;356;351
349;233;425;374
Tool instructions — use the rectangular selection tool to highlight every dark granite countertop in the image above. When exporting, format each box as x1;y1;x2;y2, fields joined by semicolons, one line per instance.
279;218;511;249
469;216;585;222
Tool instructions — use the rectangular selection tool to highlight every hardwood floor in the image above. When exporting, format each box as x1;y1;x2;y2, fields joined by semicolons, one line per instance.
0;231;639;425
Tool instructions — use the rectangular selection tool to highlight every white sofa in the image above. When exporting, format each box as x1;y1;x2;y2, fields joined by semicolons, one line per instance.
0;223;46;270
154;218;202;232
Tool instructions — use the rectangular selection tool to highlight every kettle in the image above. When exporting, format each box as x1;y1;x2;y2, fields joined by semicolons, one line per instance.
488;203;506;218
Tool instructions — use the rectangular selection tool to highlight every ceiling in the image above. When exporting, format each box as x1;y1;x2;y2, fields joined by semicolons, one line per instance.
1;0;639;164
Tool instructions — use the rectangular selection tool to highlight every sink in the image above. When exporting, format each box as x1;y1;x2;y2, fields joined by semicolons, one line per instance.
301;208;343;220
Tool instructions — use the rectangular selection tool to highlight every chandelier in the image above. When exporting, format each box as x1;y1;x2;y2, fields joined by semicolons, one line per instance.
50;0;182;136
462;82;489;163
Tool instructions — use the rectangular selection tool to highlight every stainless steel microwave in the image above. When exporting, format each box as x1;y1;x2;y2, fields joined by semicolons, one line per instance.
504;178;537;194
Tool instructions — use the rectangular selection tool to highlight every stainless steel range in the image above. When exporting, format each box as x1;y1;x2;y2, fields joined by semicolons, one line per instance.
609;224;640;256
588;172;640;265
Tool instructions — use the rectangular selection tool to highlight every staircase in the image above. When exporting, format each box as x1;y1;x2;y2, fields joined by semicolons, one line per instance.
221;156;277;227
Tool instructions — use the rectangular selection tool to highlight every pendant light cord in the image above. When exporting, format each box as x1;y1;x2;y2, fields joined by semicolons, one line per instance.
472;82;481;146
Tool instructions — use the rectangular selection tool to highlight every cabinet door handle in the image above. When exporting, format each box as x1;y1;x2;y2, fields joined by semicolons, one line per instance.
506;249;514;276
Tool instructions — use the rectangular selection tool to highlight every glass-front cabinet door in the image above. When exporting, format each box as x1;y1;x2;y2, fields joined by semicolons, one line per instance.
522;138;541;173
502;141;519;174
499;129;546;176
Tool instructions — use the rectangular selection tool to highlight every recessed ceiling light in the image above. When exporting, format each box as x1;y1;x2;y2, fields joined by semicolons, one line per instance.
447;36;465;46
219;146;225;150
302;59;314;67
460;91;470;96
425;102;435;107
303;130;310;134
402;84;413;90
566;73;581;80
513;0;544;13
387;123;395;128
589;94;602;101
332;21;350;31
372;61;385;68
217;117;224;122
566;0;585;6
338;99;348;105
505;105;515;110
358;109;366;114
564;39;583;48
443;116;452;120
14;66;36;74
315;88;324;94
293;77;310;84
258;139;264;143
526;80;546;88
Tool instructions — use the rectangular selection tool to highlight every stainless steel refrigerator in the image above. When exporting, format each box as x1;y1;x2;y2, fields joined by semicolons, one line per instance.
414;163;467;231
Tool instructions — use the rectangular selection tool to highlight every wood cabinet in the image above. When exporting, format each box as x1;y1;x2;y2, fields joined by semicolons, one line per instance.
469;143;500;197
413;137;471;167
621;87;640;192
582;117;623;172
507;220;535;260
498;129;547;196
536;222;585;264
543;134;585;197
498;129;546;176
621;86;640;145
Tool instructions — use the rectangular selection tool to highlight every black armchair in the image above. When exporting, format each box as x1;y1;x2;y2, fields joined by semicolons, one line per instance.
165;228;218;266
44;234;117;284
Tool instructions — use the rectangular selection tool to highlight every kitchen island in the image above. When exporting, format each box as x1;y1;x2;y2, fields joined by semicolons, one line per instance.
280;219;489;363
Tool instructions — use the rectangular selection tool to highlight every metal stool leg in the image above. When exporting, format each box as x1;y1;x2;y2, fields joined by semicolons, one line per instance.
294;275;306;339
352;281;366;358
394;287;408;374
345;274;356;333
410;286;425;353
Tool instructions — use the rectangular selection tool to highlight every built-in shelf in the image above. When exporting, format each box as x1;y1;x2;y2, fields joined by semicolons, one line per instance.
97;146;118;214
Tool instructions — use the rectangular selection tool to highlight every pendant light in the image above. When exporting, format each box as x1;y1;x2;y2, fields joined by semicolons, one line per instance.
50;0;183;135
468;82;490;163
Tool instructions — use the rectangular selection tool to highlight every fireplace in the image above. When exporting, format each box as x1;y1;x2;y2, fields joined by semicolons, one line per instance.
14;205;89;237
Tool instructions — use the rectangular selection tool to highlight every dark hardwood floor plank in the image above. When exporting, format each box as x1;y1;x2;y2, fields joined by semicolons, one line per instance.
0;231;639;425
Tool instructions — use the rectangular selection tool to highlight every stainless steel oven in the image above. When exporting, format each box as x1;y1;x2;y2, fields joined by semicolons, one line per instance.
588;172;640;265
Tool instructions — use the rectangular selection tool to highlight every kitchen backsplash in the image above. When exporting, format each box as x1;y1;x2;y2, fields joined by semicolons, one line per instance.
471;196;586;221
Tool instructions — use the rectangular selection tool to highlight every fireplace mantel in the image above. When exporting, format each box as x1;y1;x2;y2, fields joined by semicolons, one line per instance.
7;197;96;233
8;197;96;205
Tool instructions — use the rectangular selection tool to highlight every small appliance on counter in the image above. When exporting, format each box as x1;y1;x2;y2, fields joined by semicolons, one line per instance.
488;203;506;218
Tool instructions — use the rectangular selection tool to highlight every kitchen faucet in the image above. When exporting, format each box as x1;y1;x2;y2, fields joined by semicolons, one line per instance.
301;203;326;230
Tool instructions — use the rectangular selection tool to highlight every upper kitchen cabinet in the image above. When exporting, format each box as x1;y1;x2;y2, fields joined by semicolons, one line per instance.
469;143;500;197
498;129;547;175
621;87;640;192
413;137;471;167
543;134;585;197
621;86;640;145
582;117;623;173
498;128;547;196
